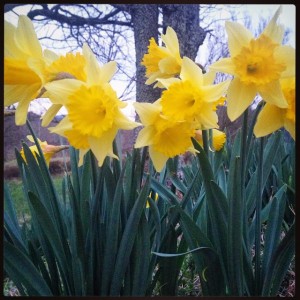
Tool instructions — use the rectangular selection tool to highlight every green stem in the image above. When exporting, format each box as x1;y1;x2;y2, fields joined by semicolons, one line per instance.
201;129;209;156
255;137;264;295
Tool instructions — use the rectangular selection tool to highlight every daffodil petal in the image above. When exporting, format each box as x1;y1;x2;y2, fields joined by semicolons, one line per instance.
203;70;216;85
88;127;118;166
225;21;253;57
253;103;283;137
135;127;155;148
226;77;257;121
284;119;295;140
4;21;22;58
262;6;284;43
209;57;236;75
161;27;180;56
15;99;31;125
43;49;59;65
99;61;117;83
180;56;203;84
78;149;89;166
149;146;168;172
134;102;161;125
41;104;63;127
157;77;180;89
49;116;72;135
258;80;288;108
202;79;230;102
44;79;83;105
274;46;295;78
4;83;40;106
159;57;180;74
114;111;141;130
15;15;42;58
199;106;219;129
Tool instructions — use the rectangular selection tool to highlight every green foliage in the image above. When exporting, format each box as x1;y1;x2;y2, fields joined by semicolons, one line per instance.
4;119;295;296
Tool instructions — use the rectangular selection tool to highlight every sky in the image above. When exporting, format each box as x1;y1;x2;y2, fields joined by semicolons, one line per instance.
5;4;295;118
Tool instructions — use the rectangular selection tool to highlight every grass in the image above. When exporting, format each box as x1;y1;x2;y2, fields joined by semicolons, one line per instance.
5;176;64;221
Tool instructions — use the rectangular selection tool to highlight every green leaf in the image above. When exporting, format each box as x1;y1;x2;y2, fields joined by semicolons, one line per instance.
110;176;150;295
261;224;295;296
4;241;53;295
152;246;211;257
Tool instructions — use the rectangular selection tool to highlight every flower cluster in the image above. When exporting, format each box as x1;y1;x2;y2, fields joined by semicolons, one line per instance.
4;6;295;170
5;16;140;166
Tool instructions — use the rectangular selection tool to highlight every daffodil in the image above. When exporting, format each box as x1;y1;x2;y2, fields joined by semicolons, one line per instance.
195;129;226;151
47;44;140;166
20;135;69;166
141;27;182;87
39;52;87;126
134;100;195;172
209;6;295;121
159;57;230;129
4;15;45;125
254;77;295;140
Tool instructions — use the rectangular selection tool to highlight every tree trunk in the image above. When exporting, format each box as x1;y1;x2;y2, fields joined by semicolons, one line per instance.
162;4;206;61
129;5;161;104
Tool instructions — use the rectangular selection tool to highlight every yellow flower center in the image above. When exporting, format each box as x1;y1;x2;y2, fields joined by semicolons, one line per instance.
161;81;203;122
67;85;119;137
46;52;86;82
4;58;42;85
233;34;286;85
152;116;194;157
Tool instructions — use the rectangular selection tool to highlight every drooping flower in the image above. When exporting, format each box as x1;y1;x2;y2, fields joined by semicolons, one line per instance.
254;77;295;140
4;15;45;125
47;44;140;166
159;57;230;129
20;135;69;166
141;27;182;87
195;129;226;151
134;100;195;172
209;6;295;121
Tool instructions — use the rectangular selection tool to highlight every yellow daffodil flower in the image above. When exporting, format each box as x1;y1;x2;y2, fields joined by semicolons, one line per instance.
47;44;140;166
158;57;230;129
209;6;295;121
41;52;87;126
20;135;69;166
134;100;195;172
195;129;226;151
4;15;45;125
142;27;182;87
254;77;295;140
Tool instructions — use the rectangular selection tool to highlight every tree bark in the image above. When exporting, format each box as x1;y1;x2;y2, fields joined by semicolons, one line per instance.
129;5;161;104
162;4;206;61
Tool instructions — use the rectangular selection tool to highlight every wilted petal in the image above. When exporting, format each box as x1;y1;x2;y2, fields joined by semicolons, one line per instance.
226;77;257;121
258;80;288;108
254;103;283;137
149;146;168;172
225;21;253;57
